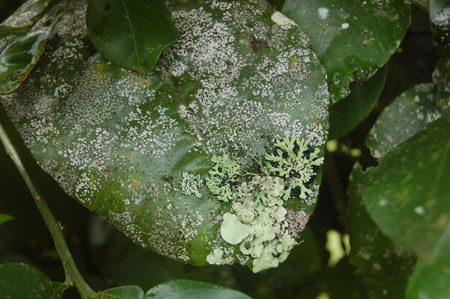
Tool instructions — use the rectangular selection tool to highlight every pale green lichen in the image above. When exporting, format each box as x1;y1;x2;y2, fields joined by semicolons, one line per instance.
220;213;250;245
265;137;324;199
205;154;241;202
206;248;233;265
206;137;323;273
180;172;203;198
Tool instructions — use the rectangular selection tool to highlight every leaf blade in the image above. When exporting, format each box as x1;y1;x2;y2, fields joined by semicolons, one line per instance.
86;0;179;73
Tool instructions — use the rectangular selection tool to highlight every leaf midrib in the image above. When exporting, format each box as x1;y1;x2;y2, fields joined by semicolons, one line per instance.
120;0;140;68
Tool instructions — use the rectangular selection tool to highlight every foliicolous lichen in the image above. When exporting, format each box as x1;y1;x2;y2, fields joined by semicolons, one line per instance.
206;137;323;273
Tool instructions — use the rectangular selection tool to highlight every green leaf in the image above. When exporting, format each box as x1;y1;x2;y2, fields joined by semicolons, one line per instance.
429;0;450;55
363;113;450;258
0;262;66;298
145;280;251;299
329;64;387;139
0;214;14;224
99;285;145;299
406;225;450;299
282;0;411;103
347;163;416;298
0;0;329;272
1;0;51;28
86;0;178;73
0;27;53;94
0;0;68;94
366;83;448;159
0;25;30;39
362;113;450;298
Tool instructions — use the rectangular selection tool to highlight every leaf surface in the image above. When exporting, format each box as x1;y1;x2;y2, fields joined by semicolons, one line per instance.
282;0;410;103
348;163;416;298
329;64;387;138
0;262;66;298
0;0;329;271
145;280;251;299
86;0;178;73
0;0;68;94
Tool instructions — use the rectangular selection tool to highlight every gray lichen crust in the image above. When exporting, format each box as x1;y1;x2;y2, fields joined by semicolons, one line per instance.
0;0;329;269
204;137;323;272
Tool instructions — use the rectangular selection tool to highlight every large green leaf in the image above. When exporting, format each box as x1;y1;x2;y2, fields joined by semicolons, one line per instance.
0;262;66;298
362;112;450;298
0;0;68;94
86;0;178;73
0;0;329;272
282;0;411;103
145;280;251;299
329;64;387;138
348;163;416;298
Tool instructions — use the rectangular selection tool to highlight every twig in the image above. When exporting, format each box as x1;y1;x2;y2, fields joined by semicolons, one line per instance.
0;116;96;299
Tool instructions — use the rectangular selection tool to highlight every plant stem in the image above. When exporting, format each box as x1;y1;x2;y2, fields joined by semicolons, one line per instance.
412;0;429;15
0;117;96;299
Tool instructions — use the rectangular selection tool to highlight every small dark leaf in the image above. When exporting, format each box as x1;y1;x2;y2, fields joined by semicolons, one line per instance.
0;262;66;298
348;163;416;298
282;0;410;103
99;285;144;299
0;214;14;224
329;65;387;139
145;280;251;299
86;0;179;73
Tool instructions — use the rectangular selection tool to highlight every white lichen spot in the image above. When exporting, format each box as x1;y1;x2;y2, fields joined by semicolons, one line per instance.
414;205;426;216
271;11;297;27
317;7;329;20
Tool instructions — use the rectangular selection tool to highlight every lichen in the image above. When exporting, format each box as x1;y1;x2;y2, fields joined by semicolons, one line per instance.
204;154;241;202
265;137;324;199
180;172;203;198
206;137;323;272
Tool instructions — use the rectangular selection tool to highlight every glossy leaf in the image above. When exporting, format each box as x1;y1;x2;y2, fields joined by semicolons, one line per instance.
329;64;387;138
363;112;450;258
86;0;178;73
0;262;66;298
0;27;53;94
0;0;329;271
2;0;51;28
362;113;450;298
366;83;449;159
282;0;411;103
0;1;68;94
348;163;416;298
0;25;29;39
0;214;14;224
145;280;251;299
99;285;145;299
